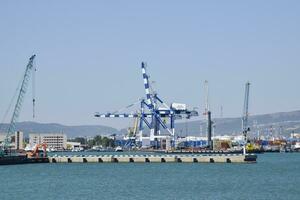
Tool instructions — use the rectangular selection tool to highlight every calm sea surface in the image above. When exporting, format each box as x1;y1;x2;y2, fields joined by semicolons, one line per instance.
1;153;299;200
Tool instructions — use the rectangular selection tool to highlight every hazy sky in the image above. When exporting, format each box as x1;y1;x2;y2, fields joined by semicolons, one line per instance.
0;1;300;129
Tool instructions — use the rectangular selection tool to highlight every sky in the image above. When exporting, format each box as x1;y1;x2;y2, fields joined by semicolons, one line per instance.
0;0;300;129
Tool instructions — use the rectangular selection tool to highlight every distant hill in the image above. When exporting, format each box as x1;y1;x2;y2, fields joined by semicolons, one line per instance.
174;110;300;137
121;110;300;137
1;110;300;138
0;122;119;138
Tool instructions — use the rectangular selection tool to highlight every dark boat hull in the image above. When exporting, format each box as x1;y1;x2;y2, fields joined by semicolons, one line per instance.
0;155;49;165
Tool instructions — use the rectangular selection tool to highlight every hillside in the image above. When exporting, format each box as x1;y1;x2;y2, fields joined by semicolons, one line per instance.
1;110;300;138
0;121;118;138
174;110;300;137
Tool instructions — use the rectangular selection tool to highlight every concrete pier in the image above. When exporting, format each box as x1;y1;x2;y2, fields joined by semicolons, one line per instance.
49;154;257;164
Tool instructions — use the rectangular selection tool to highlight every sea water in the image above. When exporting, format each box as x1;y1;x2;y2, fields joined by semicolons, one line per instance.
0;153;299;200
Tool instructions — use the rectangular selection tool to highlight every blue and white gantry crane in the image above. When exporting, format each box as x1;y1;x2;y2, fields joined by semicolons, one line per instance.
95;62;198;148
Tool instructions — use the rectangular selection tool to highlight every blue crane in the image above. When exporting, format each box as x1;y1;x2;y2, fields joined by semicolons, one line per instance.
95;62;198;148
0;55;36;156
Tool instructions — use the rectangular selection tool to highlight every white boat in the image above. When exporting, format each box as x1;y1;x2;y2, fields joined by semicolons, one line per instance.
115;146;123;152
293;142;300;151
72;147;84;152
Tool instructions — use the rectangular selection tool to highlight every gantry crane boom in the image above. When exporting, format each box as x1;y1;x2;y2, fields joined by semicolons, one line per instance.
141;62;154;109
2;55;36;150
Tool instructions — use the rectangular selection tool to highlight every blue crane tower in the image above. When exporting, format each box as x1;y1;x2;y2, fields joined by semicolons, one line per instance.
95;62;198;149
0;55;36;156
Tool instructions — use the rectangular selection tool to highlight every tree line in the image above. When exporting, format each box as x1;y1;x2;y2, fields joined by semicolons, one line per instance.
69;135;115;148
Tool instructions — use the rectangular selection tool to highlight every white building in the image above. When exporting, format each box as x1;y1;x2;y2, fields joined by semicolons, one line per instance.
291;133;300;139
29;133;67;150
213;135;234;141
0;134;5;143
66;142;81;150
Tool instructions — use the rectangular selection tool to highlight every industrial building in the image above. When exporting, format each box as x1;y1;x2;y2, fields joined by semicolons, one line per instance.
66;142;81;151
29;133;67;151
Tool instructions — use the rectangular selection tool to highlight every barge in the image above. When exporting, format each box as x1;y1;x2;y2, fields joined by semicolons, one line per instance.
0;155;49;165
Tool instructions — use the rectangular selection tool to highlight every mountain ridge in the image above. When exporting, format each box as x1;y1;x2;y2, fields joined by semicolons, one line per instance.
1;110;300;138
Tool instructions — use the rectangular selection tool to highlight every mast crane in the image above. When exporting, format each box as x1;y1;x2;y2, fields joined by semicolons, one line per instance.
204;80;210;114
203;80;213;149
1;55;36;155
242;82;250;155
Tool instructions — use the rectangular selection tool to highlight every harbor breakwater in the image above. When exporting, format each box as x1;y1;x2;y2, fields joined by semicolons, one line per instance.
49;154;257;164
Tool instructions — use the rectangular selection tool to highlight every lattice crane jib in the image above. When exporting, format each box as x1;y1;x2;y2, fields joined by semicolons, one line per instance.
3;55;36;148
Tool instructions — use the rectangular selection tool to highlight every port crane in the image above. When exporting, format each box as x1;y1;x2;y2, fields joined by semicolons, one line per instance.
0;55;36;156
203;80;213;149
242;82;250;155
124;116;139;149
95;62;198;148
